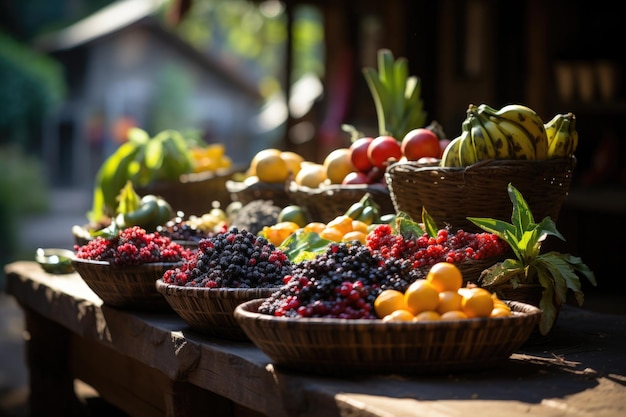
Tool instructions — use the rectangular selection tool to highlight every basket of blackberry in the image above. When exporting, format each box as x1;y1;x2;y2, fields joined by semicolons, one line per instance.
72;226;191;312
156;227;291;340
234;241;541;375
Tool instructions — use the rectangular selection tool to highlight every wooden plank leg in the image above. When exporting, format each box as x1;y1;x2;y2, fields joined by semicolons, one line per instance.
23;307;84;417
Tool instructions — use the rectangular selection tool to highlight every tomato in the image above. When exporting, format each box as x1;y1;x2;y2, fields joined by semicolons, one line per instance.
400;128;440;161
367;136;402;169
341;171;370;185
349;137;374;173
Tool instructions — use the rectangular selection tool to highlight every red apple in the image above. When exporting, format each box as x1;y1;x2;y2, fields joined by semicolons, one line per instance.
349;137;374;173
438;138;451;158
367;136;402;169
342;171;371;185
401;128;440;161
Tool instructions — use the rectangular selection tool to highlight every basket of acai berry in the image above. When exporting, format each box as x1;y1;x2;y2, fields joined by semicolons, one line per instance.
155;227;290;340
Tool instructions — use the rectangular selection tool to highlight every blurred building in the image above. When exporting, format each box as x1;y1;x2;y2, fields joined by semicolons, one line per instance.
34;0;264;187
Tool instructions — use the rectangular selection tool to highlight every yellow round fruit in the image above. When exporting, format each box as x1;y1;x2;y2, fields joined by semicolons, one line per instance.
318;227;343;242
280;151;304;178
490;307;512;317
440;310;468;320
252;149;289;183
295;163;327;188
404;279;439;315
325;215;354;236
303;222;326;234
426;262;463;292
323;148;355;184
341;230;367;244
436;290;463;315
374;289;408;318
461;287;494;318
382;309;415;322
413;311;441;321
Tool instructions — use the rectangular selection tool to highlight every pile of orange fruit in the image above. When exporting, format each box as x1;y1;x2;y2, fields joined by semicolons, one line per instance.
374;262;512;322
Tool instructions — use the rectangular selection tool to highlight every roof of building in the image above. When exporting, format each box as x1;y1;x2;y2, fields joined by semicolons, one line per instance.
34;0;262;100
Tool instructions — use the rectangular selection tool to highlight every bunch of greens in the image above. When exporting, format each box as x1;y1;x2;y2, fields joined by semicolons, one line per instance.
468;183;596;335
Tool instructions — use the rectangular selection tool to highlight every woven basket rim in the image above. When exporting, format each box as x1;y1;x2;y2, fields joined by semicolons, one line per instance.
386;155;577;174
72;258;183;268
155;279;280;298
288;181;390;194
226;179;288;193
235;298;541;327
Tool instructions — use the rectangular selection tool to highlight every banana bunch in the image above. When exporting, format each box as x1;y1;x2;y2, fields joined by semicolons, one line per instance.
362;49;427;140
440;103;550;167
544;112;578;158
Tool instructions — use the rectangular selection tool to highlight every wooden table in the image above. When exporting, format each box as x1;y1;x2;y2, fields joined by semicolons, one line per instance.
4;261;626;417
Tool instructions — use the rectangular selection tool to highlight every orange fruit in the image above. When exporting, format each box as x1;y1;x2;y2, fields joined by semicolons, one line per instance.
325;215;354;236
341;230;367;244
252;149;289;183
382;309;415;322
460;287;494;318
323;148;355;184
374;289;408;318
351;219;369;234
280;151;304;178
295;163;327;188
404;279;439;315
436;290;463;315
490;307;512;318
426;262;463;292
303;222;326;234
413;311;441;321
440;310;468;320
318;227;343;242
262;221;300;246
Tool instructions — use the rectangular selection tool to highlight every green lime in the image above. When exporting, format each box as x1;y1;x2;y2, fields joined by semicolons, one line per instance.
278;205;309;228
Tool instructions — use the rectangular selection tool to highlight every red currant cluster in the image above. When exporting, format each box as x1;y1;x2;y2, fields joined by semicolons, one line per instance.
74;226;191;265
366;224;509;269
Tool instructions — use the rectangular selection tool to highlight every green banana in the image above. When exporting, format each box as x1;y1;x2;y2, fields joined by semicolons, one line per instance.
478;103;548;159
440;134;463;167
344;201;365;220
491;117;536;160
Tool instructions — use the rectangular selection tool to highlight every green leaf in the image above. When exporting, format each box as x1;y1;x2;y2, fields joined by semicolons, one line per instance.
508;183;534;234
478;259;524;287
467;216;516;241
395;211;425;239
421;207;438;238
145;136;165;171
278;230;331;263
116;181;141;215
126;127;150;145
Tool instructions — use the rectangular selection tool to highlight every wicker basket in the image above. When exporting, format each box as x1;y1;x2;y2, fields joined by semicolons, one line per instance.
234;299;541;375
287;182;396;224
385;157;576;232
226;179;292;208
72;259;181;312
155;280;279;340
136;167;241;216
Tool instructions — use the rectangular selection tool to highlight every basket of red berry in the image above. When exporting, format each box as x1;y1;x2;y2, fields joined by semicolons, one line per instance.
72;226;191;312
155;227;291;340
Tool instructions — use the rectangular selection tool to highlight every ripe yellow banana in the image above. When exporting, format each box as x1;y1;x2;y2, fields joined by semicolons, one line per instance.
440;134;464;167
478;103;548;159
458;129;479;166
466;109;496;160
547;114;575;158
491;117;536;160
473;110;510;160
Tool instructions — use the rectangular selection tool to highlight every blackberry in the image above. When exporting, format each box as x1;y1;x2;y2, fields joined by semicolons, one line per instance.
162;227;292;288
258;242;423;319
157;216;220;242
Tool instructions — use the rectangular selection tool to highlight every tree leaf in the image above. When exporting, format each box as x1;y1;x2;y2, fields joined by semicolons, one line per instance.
507;183;535;235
